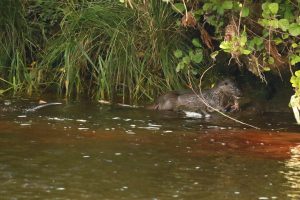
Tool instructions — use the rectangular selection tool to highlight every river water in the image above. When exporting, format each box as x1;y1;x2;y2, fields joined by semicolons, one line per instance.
1;99;300;200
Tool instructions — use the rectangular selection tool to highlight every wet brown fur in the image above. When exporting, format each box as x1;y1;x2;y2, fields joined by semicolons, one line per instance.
147;79;241;115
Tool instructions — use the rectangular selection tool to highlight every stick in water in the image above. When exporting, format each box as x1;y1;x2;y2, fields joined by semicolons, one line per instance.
25;102;62;112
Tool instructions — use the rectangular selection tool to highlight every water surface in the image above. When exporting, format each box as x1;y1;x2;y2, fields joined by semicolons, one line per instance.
1;99;300;199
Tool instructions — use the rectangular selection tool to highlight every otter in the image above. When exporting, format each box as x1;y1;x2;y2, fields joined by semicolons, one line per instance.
147;79;242;116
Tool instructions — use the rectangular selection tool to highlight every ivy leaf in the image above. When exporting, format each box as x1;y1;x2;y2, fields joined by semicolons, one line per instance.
278;19;289;31
222;1;233;10
261;2;269;12
192;38;202;48
291;76;297;84
290;55;300;65
268;3;278;14
172;3;185;13
274;37;283;45
295;70;300;77
289;23;300;36
241;7;249;17
292;43;298;48
174;49;183;58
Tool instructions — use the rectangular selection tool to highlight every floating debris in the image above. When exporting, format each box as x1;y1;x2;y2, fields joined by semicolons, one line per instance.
76;119;87;123
183;111;203;118
125;130;136;134
148;123;162;127
138;126;160;131
20;123;31;126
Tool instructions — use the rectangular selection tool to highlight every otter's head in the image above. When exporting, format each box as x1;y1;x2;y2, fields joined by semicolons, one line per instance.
216;79;242;98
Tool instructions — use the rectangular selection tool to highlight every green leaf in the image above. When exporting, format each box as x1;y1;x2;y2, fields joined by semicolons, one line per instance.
282;33;289;39
192;38;202;47
174;49;183;58
291;55;300;65
191;52;203;64
222;1;233;10
203;3;212;11
268;57;274;64
291;76;297;84
269;19;279;28
274;37;283;45
182;56;191;64
176;62;185;72
268;3;278;14
172;3;185;13
193;9;203;18
240;32;248;46
295;70;300;77
242;49;251;55
249;37;264;50
292;43;298;48
220;41;232;52
216;7;225;15
289;23;300;36
278;19;289;31
263;67;271;71
210;51;219;60
241;7;249;17
261;2;269;12
258;19;269;27
284;6;294;21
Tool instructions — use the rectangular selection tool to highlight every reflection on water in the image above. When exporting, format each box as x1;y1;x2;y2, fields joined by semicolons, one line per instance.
1;99;300;199
283;145;300;200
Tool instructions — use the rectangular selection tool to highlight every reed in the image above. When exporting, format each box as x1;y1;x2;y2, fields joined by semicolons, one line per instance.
0;0;36;94
0;0;193;103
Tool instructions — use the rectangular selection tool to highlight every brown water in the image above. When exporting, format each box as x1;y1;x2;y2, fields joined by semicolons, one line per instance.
1;99;300;200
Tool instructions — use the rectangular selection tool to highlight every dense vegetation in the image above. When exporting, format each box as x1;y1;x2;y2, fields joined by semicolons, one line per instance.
1;0;300;112
0;0;192;102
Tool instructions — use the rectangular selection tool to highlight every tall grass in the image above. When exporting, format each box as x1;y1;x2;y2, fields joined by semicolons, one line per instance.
0;0;37;95
0;0;193;103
